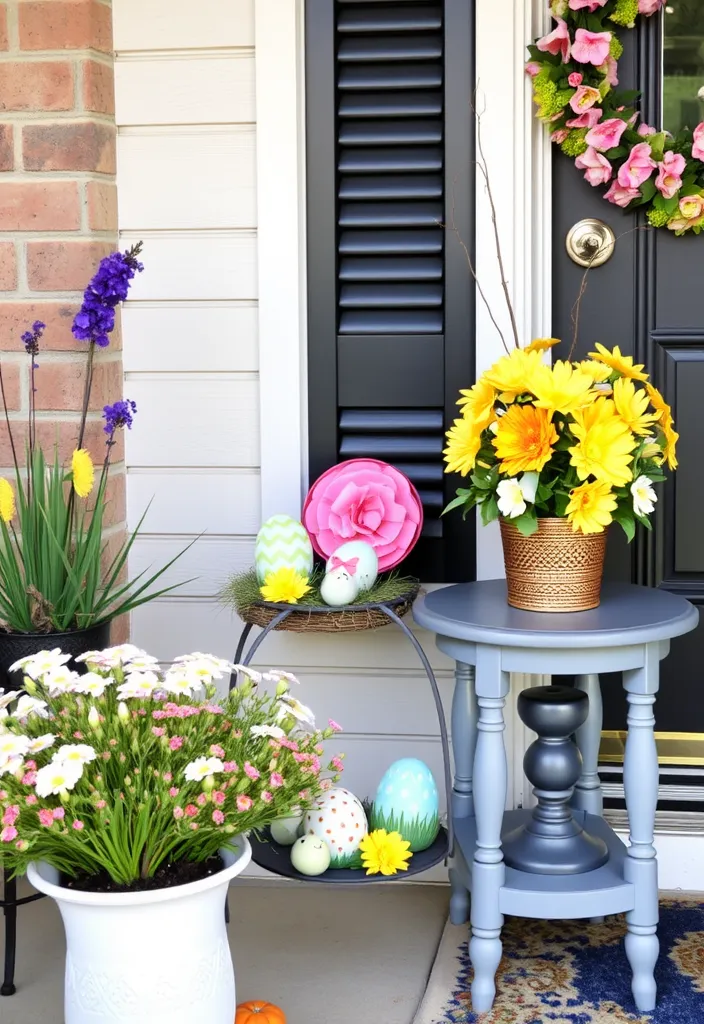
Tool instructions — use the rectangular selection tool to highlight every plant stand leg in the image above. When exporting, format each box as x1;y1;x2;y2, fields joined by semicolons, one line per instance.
572;673;604;816
623;646;660;1014
470;646;508;1014
452;663;477;820
449;865;470;925
1;870;17;996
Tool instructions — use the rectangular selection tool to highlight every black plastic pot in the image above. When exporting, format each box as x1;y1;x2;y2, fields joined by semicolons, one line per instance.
0;621;111;690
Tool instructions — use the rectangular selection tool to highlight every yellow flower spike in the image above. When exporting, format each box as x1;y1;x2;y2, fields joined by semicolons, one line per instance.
71;448;95;498
588;343;648;382
359;829;412;876
568;398;638;487
566;480;618;535
524;337;561;354
530;359;596;416
612;378;658;437
492;404;558;476
260;567;311;605
0;478;15;523
443;416;482;477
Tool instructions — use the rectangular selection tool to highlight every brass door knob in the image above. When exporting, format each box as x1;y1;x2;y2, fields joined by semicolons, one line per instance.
565;218;616;267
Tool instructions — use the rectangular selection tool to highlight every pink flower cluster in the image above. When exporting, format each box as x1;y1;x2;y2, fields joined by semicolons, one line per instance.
537;21;611;67
152;704;201;720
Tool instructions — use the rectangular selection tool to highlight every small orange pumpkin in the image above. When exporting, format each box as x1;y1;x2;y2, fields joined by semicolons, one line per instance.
235;1001;286;1024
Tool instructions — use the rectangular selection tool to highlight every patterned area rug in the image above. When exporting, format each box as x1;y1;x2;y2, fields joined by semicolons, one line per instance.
413;901;704;1023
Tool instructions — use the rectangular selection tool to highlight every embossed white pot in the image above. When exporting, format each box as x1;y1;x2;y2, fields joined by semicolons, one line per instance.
27;838;252;1024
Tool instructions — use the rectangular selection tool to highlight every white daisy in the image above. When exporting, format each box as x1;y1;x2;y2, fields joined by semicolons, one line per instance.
10;649;72;680
262;670;300;686
123;654;159;671
52;743;97;767
0;732;30;769
0;755;24;777
14;695;48;719
43;666;80;696
162;670;203;698
276;694;316;730
0;689;21;710
117;671;161;700
28;734;55;754
183;756;224;782
250;724;286;740
35;760;83;798
230;665;262;685
73;672;111;698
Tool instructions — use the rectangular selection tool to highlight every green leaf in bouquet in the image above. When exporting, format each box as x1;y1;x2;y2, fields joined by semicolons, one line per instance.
480;494;500;526
512;510;539;537
612;507;636;542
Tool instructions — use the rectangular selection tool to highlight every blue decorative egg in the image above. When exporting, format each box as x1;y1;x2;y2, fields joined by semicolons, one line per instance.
371;758;440;852
326;540;379;592
254;514;314;584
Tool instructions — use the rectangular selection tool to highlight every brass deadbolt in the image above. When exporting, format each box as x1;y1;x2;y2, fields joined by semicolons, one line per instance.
565;218;616;267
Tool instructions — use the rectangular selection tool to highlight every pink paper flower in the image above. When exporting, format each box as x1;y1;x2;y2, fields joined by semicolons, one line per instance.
569;86;602;114
260;790;273;804
38;808;54;827
244;761;260;781
692;123;704;161
236;794;253;812
585;117;628;152
525;61;541;78
638;0;664;12
536;19;571;63
269;771;284;788
212;809;225;825
604;181;641;207
72;820;84;831
569;0;607;8
303;459;423;571
656;151;686;199
568;72;583;87
1;825;18;843
617;142;656;188
638;122;657;137
566;107;602;129
571;29;612;66
2;805;19;826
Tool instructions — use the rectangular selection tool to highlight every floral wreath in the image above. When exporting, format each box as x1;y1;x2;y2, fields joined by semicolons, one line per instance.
527;0;704;234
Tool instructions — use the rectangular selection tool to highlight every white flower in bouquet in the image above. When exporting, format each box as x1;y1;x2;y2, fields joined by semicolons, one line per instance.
28;734;55;754
43;666;80;697
123;654;159;671
162;669;204;697
52;744;97;768
174;653;235;680
631;475;657;517
73;672;111;697
184;756;224;782
117;671;161;699
0;689;21;710
0;732;30;770
14;695;48;719
10;649;72;680
250;724;286;740
262;670;300;686
35;760;83;797
276;694;316;730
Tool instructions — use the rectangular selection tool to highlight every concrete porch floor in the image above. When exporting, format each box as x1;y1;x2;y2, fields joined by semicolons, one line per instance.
2;877;449;1024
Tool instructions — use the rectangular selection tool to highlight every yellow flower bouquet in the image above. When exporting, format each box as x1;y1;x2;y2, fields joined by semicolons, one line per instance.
443;338;677;542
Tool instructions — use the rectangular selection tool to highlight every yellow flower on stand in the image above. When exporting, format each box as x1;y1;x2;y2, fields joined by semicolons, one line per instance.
612;378;658;437
483;348;544;402
588;343;648;382
443;416;482;476
71;448;95;498
569;399;637;487
359;829;412;876
646;383;679;470
0;478;15;523
260;568;311;604
492;404;558;476
456;377;496;431
566;480;618;534
524;337;561;355
530;360;595;415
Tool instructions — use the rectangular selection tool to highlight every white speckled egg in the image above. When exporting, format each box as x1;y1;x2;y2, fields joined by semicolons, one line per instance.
326;541;379;592
254;515;314;585
290;835;331;876
371;758;440;852
303;786;368;867
319;568;359;607
270;809;304;846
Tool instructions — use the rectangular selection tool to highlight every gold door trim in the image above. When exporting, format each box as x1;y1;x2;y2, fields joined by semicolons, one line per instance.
600;731;704;767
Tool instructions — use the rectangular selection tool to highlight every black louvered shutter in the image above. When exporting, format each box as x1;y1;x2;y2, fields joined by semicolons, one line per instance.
306;0;474;582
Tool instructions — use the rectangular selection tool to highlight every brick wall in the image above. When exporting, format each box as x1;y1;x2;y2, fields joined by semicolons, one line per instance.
0;0;126;640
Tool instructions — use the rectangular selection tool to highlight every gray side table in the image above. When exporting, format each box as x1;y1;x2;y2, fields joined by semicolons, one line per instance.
413;580;699;1015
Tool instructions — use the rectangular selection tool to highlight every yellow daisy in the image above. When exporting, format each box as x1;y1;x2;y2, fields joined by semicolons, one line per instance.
492;404;558;476
71;448;95;498
569;398;637;487
0;478;15;523
260;568;311;604
524;337;561;354
359;829;412;876
646;384;678;470
457;377;496;432
579;359;612;383
612;377;658;436
444;416;482;476
530;359;596;415
566;480;618;534
588;343;648;382
483;348;544;402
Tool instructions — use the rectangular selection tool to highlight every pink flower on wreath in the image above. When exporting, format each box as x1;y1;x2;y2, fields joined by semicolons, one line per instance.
692;123;704;161
569;0;607;10
184;804;199;818
53;807;65;821
599;55;619;87
585;117;628;152
212;790;226;806
569;86;601;114
617;142;656;188
604;181;641;208
656;151;687;199
38;808;54;827
1;825;18;843
212;809;225;825
551;129;570;144
270;772;284;788
678;194;704;221
566;108;602;129
568;72;583;87
536;19;571;63
525;61;541;78
571;29;612;67
2;805;19;826
72;820;84;831
244;762;260;781
638;122;657;137
638;0;664;13
303;458;423;571
260;790;273;804
169;736;184;751
236;794;253;812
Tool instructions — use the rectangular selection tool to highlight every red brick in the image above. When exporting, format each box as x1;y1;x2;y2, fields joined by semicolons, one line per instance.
27;240;113;291
0;181;80;231
102;470;126;528
23;122;115;174
0;6;8;51
0;62;73;112
0;362;22;411
0;243;16;291
0;417;124;468
86;180;116;231
0;126;12;172
0;301;121;353
82;59;114;115
34;356;121;411
109;613;129;645
19;1;112;54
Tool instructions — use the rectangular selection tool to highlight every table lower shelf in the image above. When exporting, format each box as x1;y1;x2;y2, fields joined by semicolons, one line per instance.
454;809;636;920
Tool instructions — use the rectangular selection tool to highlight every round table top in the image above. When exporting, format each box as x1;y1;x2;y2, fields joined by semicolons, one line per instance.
413;580;699;649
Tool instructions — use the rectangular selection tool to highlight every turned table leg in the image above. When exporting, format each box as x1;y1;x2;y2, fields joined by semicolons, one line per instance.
572;673;604;817
623;647;660;1013
449;663;477;925
470;646;508;1013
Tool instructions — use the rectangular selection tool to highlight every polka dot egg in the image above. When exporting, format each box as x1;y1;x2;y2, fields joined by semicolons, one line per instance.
371;758;440;852
303;786;368;867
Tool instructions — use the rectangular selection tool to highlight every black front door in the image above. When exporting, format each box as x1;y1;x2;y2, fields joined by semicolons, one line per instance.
552;9;704;768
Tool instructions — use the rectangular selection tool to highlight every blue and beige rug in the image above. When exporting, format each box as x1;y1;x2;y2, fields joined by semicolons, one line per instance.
413;901;704;1023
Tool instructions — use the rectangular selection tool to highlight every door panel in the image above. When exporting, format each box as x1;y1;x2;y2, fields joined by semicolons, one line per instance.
552;13;704;756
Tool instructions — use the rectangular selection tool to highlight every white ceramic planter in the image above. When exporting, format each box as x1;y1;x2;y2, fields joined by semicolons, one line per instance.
27;838;252;1024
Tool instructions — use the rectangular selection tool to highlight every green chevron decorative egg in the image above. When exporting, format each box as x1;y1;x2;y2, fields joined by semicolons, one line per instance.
254;515;314;584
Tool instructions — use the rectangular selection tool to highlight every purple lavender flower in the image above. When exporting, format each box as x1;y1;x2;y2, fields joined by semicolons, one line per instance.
72;243;144;348
21;320;45;356
103;399;137;436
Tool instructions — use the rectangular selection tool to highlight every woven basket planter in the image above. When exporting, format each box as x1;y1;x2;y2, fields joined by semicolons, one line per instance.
500;518;607;613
